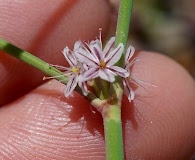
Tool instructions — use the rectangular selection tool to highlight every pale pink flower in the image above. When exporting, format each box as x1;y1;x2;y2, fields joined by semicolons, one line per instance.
75;37;129;83
62;41;88;97
122;45;135;102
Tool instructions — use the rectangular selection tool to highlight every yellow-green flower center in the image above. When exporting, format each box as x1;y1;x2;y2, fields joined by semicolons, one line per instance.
126;76;131;81
71;67;79;73
100;60;106;68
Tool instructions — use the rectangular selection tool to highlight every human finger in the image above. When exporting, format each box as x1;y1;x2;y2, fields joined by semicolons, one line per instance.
0;51;194;159
122;51;195;159
0;0;111;106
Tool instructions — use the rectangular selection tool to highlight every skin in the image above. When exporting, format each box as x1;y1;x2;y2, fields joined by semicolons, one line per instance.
0;0;194;159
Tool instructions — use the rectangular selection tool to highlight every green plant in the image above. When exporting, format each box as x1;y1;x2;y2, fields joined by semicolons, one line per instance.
0;0;133;159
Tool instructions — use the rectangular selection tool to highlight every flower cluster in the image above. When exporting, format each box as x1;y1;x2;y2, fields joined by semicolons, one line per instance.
61;33;135;102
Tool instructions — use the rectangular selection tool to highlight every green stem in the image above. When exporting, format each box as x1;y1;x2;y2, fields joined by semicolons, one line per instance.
115;0;134;67
0;38;68;83
0;38;98;101
103;103;124;160
103;0;134;159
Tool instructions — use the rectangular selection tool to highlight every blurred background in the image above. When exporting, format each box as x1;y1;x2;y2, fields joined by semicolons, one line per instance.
109;0;195;78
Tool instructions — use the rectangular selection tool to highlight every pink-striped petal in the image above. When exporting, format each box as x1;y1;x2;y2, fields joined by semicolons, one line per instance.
81;68;99;82
103;37;115;57
110;66;129;78
89;43;103;62
123;79;135;102
62;47;72;65
76;48;98;66
62;47;77;67
78;81;89;96
125;45;135;63
99;69;115;82
64;76;78;97
105;43;124;66
90;39;102;50
74;41;82;50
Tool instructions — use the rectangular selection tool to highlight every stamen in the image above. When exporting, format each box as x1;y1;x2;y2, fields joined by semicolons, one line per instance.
43;74;65;80
99;28;102;49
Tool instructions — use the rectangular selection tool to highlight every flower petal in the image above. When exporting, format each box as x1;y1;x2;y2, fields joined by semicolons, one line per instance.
81;68;99;82
110;66;129;78
78;79;89;96
89;42;103;62
90;39;102;50
75;48;98;66
62;47;77;67
125;45;135;63
99;69;115;82
123;79;135;102
74;41;82;50
64;76;78;97
103;37;115;57
105;43;124;66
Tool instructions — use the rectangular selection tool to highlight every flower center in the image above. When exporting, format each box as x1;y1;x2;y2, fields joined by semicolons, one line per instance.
71;67;79;73
126;76;131;81
100;60;106;68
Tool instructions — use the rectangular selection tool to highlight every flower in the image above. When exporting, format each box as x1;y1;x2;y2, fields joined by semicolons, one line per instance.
122;45;135;102
75;36;129;83
62;41;88;97
59;30;136;102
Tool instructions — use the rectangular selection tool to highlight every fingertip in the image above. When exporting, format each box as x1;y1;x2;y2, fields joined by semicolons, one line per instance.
0;0;111;106
123;51;195;159
0;80;105;159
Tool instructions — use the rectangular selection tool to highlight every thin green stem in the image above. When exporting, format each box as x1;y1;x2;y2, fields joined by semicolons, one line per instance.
0;38;68;83
104;0;134;159
115;0;134;67
110;0;134;96
103;103;124;160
